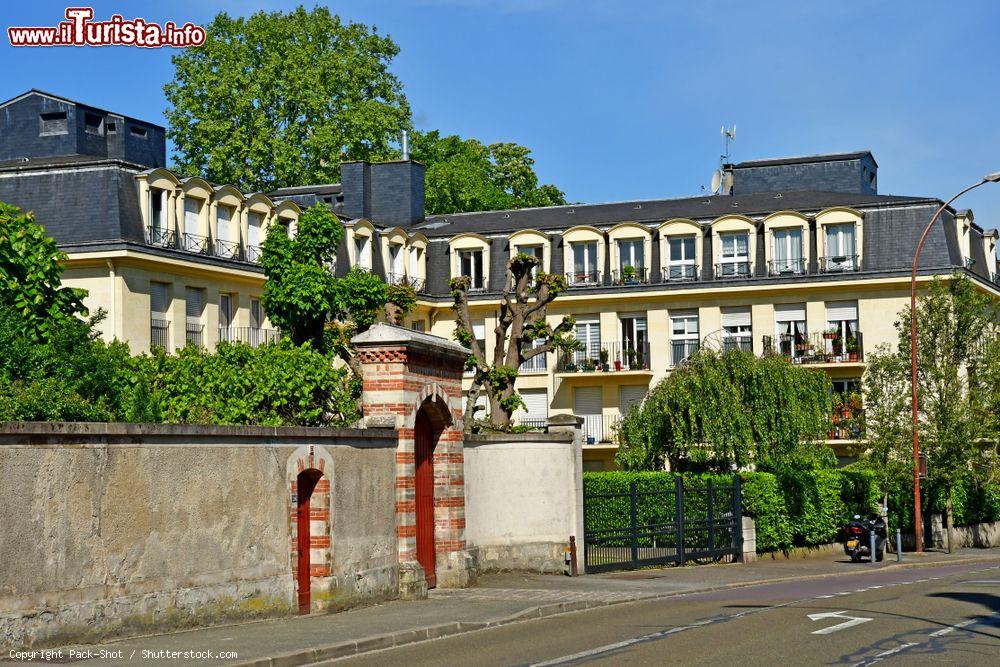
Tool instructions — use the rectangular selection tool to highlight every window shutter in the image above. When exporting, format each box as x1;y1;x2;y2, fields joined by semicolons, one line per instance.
217;207;230;242
774;303;806;322
721;308;752;328
515;389;549;421
620;386;646;412
248;212;262;247
574;386;602;415
150;283;169;319
185;287;203;325
184;199;200;236
250;299;262;329
826;301;858;321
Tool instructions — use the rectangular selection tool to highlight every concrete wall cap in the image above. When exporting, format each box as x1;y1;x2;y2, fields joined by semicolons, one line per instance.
465;431;574;444
546;414;583;427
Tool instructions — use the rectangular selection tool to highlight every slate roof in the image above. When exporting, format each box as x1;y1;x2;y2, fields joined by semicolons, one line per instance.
0;89;165;129
409;190;934;238
735;151;875;168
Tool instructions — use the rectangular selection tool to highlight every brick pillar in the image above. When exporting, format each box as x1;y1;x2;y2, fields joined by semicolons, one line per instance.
352;324;472;596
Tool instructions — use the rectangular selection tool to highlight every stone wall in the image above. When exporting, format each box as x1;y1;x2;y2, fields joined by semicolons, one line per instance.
0;422;397;649
463;423;584;574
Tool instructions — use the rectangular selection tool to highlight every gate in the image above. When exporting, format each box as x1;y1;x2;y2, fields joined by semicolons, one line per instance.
583;476;743;573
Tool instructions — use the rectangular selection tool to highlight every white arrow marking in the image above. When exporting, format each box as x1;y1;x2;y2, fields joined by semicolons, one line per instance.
809;610;873;635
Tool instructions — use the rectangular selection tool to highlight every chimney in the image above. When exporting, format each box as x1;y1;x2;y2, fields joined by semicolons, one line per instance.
340;159;425;226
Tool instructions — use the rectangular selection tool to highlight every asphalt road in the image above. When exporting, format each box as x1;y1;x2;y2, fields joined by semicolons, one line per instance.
332;561;1000;666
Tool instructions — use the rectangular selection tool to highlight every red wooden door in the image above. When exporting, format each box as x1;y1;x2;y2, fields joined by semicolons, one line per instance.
296;471;320;614
414;410;437;588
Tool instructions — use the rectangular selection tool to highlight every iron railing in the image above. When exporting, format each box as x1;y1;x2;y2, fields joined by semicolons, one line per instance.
183;232;211;255
610;267;650;285
566;270;602;287
671;340;699;366
820;255;859;273
519;351;547;373
557;341;651;372
247;244;263;263
715;261;752;279
829;405;864;440
768;258;806;275
185;324;204;347
215;238;240;260
517;418;549;430
150;319;170;349
388;273;426;292
583;476;742;573
660;264;698;282
722;336;753;353
147;226;175;248
219;326;281;348
581;414;622;444
762;331;864;363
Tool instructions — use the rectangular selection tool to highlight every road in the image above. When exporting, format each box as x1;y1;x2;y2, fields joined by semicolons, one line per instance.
332;560;1000;666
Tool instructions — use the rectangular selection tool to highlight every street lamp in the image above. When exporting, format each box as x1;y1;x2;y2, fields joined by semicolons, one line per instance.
909;171;1000;552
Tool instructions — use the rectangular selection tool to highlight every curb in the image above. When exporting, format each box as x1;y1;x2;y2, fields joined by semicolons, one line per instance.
230;554;1000;667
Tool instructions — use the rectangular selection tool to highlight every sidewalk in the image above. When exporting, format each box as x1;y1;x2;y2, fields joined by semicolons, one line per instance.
39;548;1000;667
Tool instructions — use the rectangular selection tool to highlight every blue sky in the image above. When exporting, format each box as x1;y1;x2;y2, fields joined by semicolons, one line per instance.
3;1;1000;224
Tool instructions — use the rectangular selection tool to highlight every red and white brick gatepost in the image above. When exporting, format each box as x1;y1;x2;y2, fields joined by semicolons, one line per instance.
352;323;473;598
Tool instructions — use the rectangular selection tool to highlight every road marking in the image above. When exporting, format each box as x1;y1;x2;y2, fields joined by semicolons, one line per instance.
963;579;1000;584
808;611;873;635
929;619;975;637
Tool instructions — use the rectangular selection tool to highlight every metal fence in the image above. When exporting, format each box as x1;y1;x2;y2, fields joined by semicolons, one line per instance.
583;476;742;573
151;319;170;349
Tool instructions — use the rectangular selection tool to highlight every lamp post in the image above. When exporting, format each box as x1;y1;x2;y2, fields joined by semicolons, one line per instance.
909;172;1000;552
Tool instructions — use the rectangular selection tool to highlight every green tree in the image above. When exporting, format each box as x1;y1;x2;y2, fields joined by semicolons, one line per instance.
616;349;834;473
165;6;410;192
450;254;578;431
0;202;87;340
410;130;566;215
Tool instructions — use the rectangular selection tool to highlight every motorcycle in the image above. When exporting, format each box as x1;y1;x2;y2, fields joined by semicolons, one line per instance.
843;514;886;562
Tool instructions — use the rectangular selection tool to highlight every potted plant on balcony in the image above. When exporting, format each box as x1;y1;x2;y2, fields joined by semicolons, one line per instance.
563;353;577;372
600;348;609;372
625;346;638;369
823;326;838;340
846;337;859;361
622;264;638;286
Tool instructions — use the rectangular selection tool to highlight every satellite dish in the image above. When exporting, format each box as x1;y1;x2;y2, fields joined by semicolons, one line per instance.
710;169;723;194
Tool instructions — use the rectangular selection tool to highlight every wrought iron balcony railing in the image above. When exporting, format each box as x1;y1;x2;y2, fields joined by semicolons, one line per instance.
388;273;426;292
762;331;864;363
183;232;211;255
722;336;753;353
219;326;282;348
215;238;240;260
610;267;650;286
714;261;752;279
557;341;651;373
147;226;176;248
768;258;806;276
566;270;602;287
151;319;170;349
581;413;623;444
247;244;263;263
820;255;859;273
660;264;698;282
185;324;204;347
519;350;547;373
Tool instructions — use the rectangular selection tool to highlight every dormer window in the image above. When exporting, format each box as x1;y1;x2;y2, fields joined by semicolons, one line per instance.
616;239;646;284
513;244;543;279
458;248;486;290
215;205;238;259
823;224;856;272
388;243;405;282
717;232;751;278
570;241;599;286
84;112;104;136
130;125;148;138
771;228;804;274
354;234;372;271
39;111;67;136
666;236;697;281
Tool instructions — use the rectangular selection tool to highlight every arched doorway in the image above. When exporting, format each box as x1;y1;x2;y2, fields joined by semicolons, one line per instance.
295;468;323;613
414;409;437;588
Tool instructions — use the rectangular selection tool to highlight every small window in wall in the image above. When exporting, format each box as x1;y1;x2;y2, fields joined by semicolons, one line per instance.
670;311;699;366
250;298;263;330
150;282;170;349
106;121;117;134
354;235;372;270
458;248;486;290
185;287;205;347
774;304;807;360
411;320;425;332
514;389;549;428
219;294;234;333
84;112;104;135
721;308;752;353
39;111;68;135
130;125;148;138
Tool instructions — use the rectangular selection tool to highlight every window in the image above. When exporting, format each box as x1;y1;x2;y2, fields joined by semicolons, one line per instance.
771;228;804;274
247;212;263;262
721;308;752;352
575;386;603;443
148;188;169;246
670;311;699;365
130;125;148;138
150;282;170;349
519;338;547;373
514;389;548;428
84;112;103;135
620;385;646;415
250;298;263;330
216;206;237;259
571;241;599;285
185;287;205;347
458;248;486;290
411;320;425;332
39;111;67;135
106;121;117;134
774;304;807;360
619;315;648;369
718;232;751;278
389;243;404;281
354;234;372;270
617;239;645;283
570;317;601;368
183;198;208;253
824;224;856;271
408;246;423;276
666;236;697;280
218;294;234;343
465;320;486;374
825;301;860;359
514;244;543;278
832;379;860;397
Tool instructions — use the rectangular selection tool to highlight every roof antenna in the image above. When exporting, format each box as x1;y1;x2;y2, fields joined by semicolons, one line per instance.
401;130;410;160
720;124;736;164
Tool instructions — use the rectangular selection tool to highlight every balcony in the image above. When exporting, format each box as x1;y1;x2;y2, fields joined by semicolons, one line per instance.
247;244;263;263
820;255;859;273
556;341;651;373
581;414;622;444
185;324;204;347
762;331;864;364
388;272;426;293
660;264;698;282
215;238;240;260
715;261;752;279
670;340;699;366
610;267;650;286
829;396;863;440
219;326;282;348
151;319;170;349
183;232;211;255
768;258;807;276
147;226;176;248
566;270;602;287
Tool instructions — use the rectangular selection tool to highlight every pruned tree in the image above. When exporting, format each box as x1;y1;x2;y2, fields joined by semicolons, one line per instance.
451;253;578;431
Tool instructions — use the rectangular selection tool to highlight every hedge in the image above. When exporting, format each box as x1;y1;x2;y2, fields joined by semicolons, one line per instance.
584;469;880;553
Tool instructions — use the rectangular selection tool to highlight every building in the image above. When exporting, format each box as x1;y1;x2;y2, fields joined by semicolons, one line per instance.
2;89;997;471
0;90;301;351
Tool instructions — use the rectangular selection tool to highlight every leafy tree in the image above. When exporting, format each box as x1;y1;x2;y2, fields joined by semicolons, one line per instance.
410;130;566;215
0;202;87;340
450;254;578;431
616;349;834;473
384;281;417;325
165;6;410;192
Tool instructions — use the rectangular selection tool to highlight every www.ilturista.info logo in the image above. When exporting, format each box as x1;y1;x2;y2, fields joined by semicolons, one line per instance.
8;7;206;48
